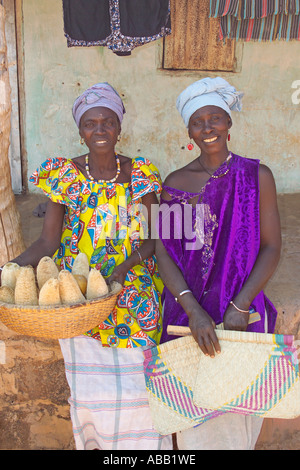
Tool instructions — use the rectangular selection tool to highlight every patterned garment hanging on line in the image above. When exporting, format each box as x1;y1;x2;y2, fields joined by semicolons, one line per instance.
62;0;171;55
209;0;300;41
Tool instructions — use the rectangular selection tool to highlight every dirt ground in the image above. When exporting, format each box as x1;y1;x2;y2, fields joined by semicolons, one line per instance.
13;191;300;450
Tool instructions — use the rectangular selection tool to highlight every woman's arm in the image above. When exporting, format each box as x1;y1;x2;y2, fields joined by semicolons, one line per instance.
11;199;65;268
155;237;221;357
151;181;220;356
223;164;281;330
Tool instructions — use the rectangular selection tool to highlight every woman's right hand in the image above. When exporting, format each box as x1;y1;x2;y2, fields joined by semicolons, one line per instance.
180;296;221;357
189;308;221;357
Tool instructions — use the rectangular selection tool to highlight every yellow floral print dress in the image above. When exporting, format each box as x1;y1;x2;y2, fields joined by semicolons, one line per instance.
29;156;164;348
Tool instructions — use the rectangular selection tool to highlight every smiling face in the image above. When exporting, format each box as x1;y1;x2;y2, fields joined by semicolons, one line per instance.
188;105;232;155
79;106;121;153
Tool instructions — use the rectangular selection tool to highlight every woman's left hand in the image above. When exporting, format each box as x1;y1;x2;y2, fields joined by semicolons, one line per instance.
223;304;249;331
106;262;129;286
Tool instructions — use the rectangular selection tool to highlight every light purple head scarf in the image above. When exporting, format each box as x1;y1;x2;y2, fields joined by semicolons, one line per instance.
72;82;126;128
176;77;243;127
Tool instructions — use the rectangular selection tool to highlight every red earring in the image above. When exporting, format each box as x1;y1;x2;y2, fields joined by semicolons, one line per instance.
228;133;231;142
187;142;194;151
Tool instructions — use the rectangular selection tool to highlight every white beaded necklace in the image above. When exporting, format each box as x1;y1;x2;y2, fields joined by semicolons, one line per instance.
85;154;121;184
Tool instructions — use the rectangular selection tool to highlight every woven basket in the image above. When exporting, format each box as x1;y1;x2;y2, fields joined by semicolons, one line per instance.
143;328;300;435
0;281;122;340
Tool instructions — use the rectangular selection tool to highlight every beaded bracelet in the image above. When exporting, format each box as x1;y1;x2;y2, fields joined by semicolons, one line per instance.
230;301;250;314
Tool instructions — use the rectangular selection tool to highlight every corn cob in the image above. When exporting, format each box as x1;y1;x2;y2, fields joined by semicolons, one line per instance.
73;274;87;295
1;262;20;290
86;268;108;300
0;285;14;304
36;256;59;289
38;278;61;306
15;266;38;305
58;270;85;305
72;252;90;280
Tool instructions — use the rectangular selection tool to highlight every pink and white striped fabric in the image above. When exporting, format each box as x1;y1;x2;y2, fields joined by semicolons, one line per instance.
59;335;172;450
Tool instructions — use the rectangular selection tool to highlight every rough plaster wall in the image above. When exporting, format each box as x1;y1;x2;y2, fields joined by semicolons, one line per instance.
22;0;300;193
0;323;74;450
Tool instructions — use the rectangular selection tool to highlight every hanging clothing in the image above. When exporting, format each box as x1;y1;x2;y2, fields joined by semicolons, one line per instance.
29;156;164;348
158;154;277;344
209;0;300;41
62;0;171;55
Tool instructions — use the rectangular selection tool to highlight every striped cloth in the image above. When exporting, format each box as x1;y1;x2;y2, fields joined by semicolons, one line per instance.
59;336;173;450
209;0;300;41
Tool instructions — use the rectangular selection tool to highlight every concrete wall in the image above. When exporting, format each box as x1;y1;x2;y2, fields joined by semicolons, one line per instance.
21;0;300;193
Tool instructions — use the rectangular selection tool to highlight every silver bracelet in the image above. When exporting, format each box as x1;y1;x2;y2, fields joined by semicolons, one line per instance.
230;301;249;314
136;249;143;264
175;289;192;302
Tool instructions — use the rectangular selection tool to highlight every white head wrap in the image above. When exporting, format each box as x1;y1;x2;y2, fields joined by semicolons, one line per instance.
176;77;243;127
72;82;126;128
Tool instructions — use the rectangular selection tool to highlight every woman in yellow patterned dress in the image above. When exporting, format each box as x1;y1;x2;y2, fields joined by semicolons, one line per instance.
11;83;172;450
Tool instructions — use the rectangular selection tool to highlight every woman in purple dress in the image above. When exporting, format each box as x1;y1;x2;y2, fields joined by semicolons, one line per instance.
156;77;281;449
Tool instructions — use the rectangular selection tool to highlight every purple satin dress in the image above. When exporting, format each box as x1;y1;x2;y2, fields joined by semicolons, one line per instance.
158;154;277;343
